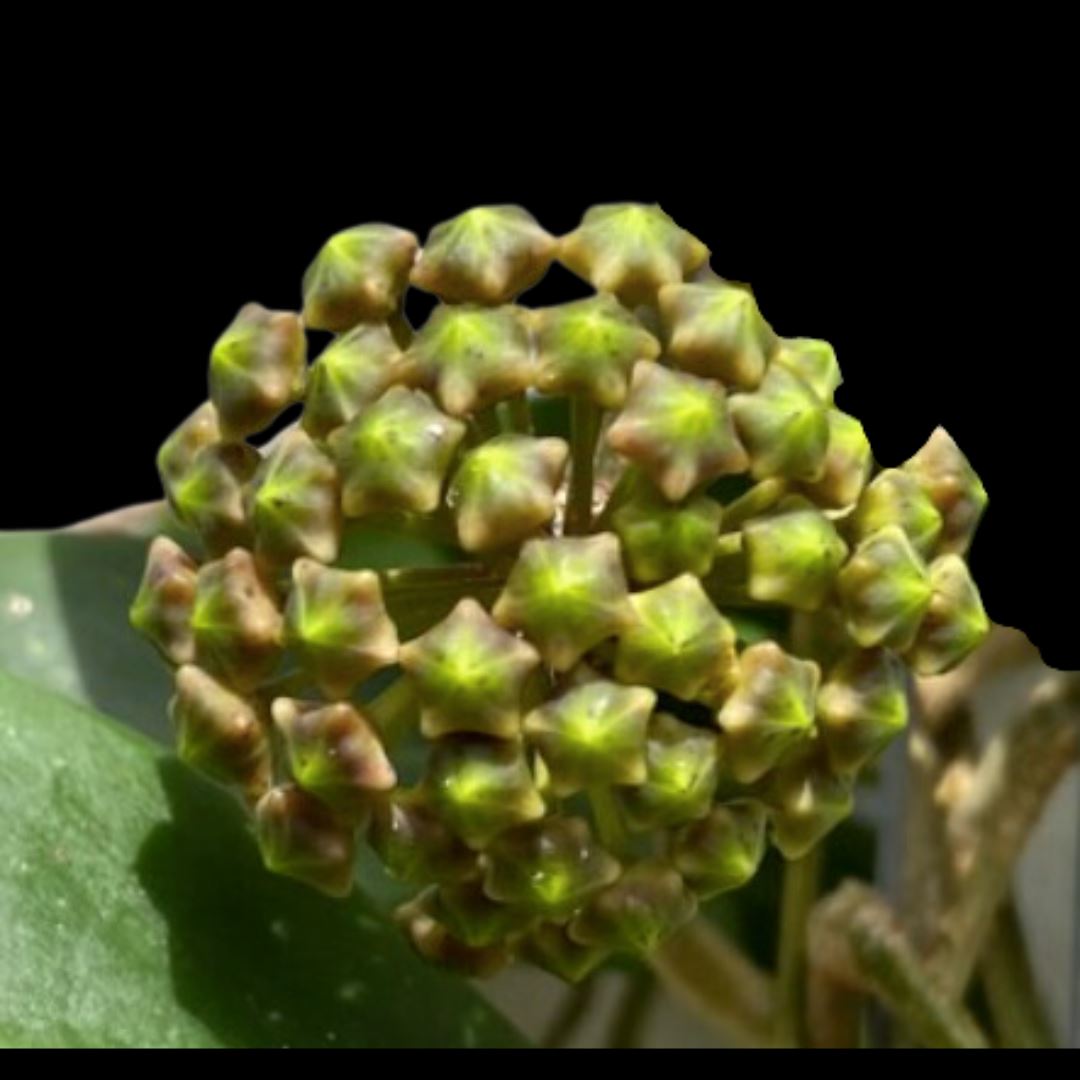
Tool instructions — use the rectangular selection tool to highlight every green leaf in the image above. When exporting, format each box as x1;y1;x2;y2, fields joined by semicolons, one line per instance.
0;668;525;1048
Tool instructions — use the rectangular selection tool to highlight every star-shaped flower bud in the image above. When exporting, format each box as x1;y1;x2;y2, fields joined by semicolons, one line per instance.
399;597;541;739
743;506;849;611
902;427;988;556
301;324;407;440
301;223;418;331
615;713;721;830
254;784;357;897
532;294;661;408
851;468;943;557
130;536;198;665
671;800;768;899
482;816;622;920
425;736;546;849
904;554;990;675
558;203;710;306
327;387;466;517
492;534;632;672
368;791;477;885
395;889;511;978
658;281;774;389
248;430;342;567
434;879;537;948
730;363;830;483
837;526;933;651
569;860;697;955
191;549;283;691
284;558;398;700
763;749;854;860
170;665;271;799
816;649;909;775
716;641;820;783
447;435;568;554
771;338;842;404
606;363;749;502
797;409;873;509
271;698;396;822
613;574;738;703
519;923;611;983
208;303;306;440
157;401;221;494
402;304;534;417
522;679;655;796
410;205;556;305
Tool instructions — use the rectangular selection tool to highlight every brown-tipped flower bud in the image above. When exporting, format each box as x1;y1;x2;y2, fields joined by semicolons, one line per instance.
658;280;774;389
191;548;283;691
394;889;511;978
816;649;909;774
248;430;342;567
402;304;534;417
606;362;748;502
208;303;306;440
301;324;407;440
284;558;398;700
771;338;842;404
671;800;768;899
851;468;943;557
271;698;395;821
716;641;820;783
523;678;655;796
447;435;568;554
327;386;466;517
837;526;933;651
301;223;418;331
255;784;357;897
614;574;737;703
797;409;873;509
368;791;477;885
743;505;849;611
558;203;709;307
434;878;538;948
519;923;611;983
763;749;854;860
902;427;988;556
904;554;990;675
399;597;541;739
410;205;556;305
492;533;632;672
130;536;198;665
156;401;221;494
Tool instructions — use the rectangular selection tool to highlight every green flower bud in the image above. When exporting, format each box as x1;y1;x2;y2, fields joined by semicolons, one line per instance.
284;558;399;700
327;386;466;517
425;736;546;849
130;536;198;665
395;889;511;978
191;549;283;691
492;534;632;672
519;923;611;983
532;293;661;408
658;280;774;389
482;816;621;919
398;597;541;739
402;304;534;417
743;506;849;611
156;401;220;493
248;430;342;567
816;649;908;774
271;698;395;821
763;749;854;860
434;878;537;947
613;574;737;702
208;303;306;440
606;363;749;502
170;664;271;799
851;468;943;556
615;713;720;830
797;409;873;509
558;203;710;307
523;679;655;796
569;859;697;954
904;554;990;675
837;526;933;650
301;223;418;331
410;205;556;305
716;641;820;783
447;434;568;554
771;338;842;404
254;784;357;897
671;799;768;899
301;324;407;440
730;363;830;482
902;427;988;556
368;791;477;885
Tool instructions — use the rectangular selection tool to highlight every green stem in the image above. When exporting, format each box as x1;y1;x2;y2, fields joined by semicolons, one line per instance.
468;406;502;445
364;675;417;748
541;979;598;1049
607;969;657;1049
589;785;630;858
566;396;601;534
774;846;822;1047
381;564;505;594
500;394;534;435
720;478;788;532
